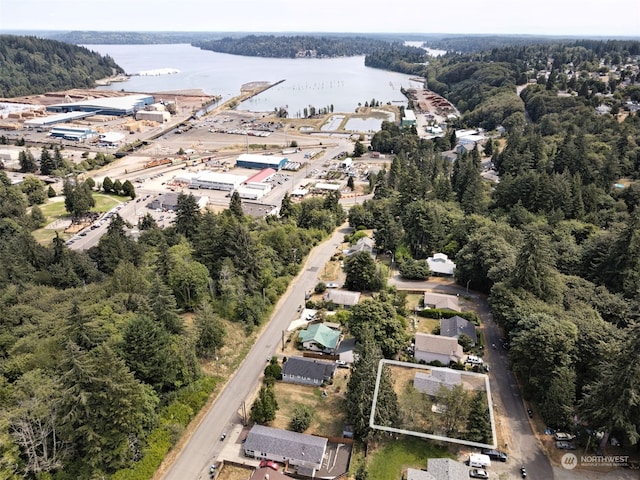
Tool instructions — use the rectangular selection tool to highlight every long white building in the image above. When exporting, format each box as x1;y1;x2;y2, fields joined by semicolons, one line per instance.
189;171;247;191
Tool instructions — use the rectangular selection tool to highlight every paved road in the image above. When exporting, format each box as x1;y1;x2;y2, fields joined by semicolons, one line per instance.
388;274;554;479
160;223;352;480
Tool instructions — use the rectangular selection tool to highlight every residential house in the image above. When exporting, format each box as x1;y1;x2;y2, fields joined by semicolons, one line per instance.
440;315;477;345
414;333;464;364
243;424;328;473
414;368;462;396
281;356;337;386
455;143;476;155
406;468;435;480
426;253;456;276
423;292;460;311
346;236;375;258
299;323;341;354
324;289;361;307
426;458;469;480
249;467;294;480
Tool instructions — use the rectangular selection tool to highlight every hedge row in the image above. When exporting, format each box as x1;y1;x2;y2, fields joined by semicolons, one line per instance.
417;308;480;325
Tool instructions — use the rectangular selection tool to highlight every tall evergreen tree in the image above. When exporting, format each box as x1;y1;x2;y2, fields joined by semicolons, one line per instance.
345;328;399;439
58;342;157;475
229;190;244;218
19;149;37;173
174;193;201;239
39;147;55;175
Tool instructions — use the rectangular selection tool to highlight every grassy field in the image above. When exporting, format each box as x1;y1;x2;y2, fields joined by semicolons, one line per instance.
31;193;126;244
365;437;452;480
270;372;350;437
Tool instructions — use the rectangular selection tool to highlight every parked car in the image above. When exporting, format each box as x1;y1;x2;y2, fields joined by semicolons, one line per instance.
556;441;576;450
554;432;576;441
259;460;280;471
469;469;489;479
326;282;339;288
481;448;508;462
335;360;348;368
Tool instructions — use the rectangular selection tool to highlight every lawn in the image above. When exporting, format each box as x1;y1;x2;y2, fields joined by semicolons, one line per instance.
365;437;452;480
31;193;126;244
415;317;440;335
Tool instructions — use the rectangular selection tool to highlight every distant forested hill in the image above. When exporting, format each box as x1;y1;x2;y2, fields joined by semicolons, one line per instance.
0;35;124;98
193;34;399;58
48;30;228;45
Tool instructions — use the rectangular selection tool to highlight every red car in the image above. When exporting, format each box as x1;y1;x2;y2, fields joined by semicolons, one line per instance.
259;460;280;471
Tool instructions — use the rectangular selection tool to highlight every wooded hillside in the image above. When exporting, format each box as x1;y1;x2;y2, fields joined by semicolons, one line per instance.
0;35;123;98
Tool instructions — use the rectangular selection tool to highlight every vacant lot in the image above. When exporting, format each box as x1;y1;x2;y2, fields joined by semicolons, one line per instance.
270;373;350;437
216;462;254;480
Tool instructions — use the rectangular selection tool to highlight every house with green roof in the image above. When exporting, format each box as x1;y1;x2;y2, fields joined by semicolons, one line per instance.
298;323;341;354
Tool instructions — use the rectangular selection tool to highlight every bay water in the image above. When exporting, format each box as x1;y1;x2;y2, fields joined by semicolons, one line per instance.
84;43;424;116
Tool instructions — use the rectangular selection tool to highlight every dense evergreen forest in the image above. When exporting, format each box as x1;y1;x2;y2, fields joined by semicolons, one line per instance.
193;34;400;58
352;39;640;450
0;35;123;98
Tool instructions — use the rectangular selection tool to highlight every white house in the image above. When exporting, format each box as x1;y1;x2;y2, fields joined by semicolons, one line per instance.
427;253;456;276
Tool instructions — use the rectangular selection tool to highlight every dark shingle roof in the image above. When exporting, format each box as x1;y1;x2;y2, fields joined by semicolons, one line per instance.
440;316;477;343
281;357;336;382
243;425;327;465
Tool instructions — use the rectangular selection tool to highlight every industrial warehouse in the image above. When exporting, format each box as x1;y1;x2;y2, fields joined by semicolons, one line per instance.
188;171;248;191
236;153;288;170
46;94;155;116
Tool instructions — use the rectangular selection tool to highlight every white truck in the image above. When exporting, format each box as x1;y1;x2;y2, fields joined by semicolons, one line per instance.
469;453;491;468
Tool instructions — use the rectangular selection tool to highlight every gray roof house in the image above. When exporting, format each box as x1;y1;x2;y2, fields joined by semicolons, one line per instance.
281;357;337;386
423;292;460;311
414;369;462;396
406;468;436;480
426;458;469;480
414;333;464;365
324;289;361;307
440;316;477;345
346;237;375;257
243;424;328;472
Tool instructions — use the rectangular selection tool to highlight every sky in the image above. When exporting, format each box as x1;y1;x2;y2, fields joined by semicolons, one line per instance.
1;0;639;37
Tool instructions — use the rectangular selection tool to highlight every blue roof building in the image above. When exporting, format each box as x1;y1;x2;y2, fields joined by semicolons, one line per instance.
236;153;288;170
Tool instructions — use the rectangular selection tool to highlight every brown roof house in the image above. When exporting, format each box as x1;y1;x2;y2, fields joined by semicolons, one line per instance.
414;333;464;365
